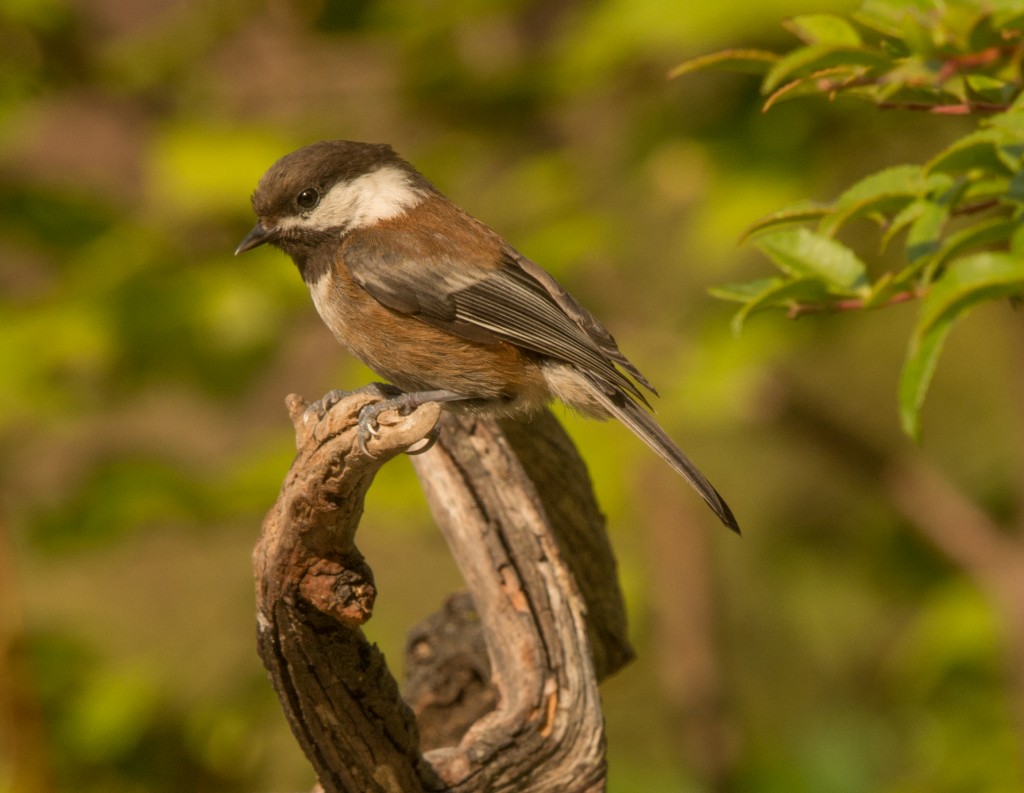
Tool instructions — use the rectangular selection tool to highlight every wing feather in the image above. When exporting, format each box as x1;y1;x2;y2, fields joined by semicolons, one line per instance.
343;227;652;404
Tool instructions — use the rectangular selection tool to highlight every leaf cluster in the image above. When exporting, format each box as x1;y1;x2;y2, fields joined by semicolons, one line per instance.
674;0;1024;438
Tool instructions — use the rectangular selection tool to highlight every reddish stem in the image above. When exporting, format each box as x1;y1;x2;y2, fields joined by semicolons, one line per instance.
786;288;921;319
876;100;1012;114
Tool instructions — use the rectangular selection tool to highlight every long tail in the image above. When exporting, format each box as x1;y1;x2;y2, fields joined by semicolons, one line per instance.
584;379;740;534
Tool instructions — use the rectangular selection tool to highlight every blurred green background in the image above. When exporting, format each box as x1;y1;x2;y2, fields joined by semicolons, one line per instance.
2;0;1022;791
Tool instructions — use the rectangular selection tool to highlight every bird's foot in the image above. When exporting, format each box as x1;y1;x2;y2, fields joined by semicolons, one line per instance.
302;388;345;425
302;383;403;426
356;388;466;456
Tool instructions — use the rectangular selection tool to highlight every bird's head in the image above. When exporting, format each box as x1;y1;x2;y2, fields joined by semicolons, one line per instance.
235;140;430;258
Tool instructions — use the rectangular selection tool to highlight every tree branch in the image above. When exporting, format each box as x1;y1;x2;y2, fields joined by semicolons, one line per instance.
254;391;631;792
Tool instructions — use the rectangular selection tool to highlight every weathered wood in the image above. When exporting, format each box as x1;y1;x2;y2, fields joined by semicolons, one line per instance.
254;391;441;793
404;592;498;752
254;390;631;793
408;411;619;792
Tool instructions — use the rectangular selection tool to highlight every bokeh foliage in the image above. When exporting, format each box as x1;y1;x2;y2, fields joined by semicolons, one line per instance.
1;1;1022;792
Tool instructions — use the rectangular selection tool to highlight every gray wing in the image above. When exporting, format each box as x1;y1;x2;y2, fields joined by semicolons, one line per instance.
344;226;740;532
342;227;653;405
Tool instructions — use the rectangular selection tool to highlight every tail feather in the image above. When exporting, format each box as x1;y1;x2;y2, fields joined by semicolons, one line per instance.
584;380;740;534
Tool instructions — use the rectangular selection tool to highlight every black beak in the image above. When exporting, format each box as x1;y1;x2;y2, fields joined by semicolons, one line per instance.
234;222;278;255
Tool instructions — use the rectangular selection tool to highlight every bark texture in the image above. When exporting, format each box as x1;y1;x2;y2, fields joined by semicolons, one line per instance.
254;390;632;793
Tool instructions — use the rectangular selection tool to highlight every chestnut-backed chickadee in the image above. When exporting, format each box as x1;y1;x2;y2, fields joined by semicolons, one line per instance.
236;141;738;533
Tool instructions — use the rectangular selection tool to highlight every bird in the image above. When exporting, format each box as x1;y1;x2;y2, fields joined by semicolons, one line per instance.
235;140;739;533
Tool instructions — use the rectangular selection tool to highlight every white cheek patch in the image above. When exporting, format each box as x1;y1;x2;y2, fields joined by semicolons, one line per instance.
278;165;425;234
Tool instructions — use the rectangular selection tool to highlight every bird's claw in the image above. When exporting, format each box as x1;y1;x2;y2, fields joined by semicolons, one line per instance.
302;388;350;425
403;425;440;455
356;404;384;456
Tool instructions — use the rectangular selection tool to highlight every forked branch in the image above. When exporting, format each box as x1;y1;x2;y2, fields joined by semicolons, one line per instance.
254;390;632;793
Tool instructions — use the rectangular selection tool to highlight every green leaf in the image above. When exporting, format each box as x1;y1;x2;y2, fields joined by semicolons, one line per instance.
987;106;1024;139
784;14;864;46
898;8;945;58
916;251;1024;339
965;74;1018;106
754;227;870;294
861;271;897;308
904;199;950;263
926;130;1012;176
899;312;953;441
966;11;1005;51
996;143;1024;173
762;68;869;111
740;202;831;241
993;5;1024;28
728;277;831;334
820;164;938;236
668;48;778;79
835;164;930;206
902;250;1024;438
763;44;890;93
708;278;781;303
939;74;970;106
1012;221;1024;254
1009;171;1024;203
923;217;1018;280
881;198;929;254
851;0;915;40
959;175;1011;205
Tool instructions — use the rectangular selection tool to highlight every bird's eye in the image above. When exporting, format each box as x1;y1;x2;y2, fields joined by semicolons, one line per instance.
296;187;320;210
